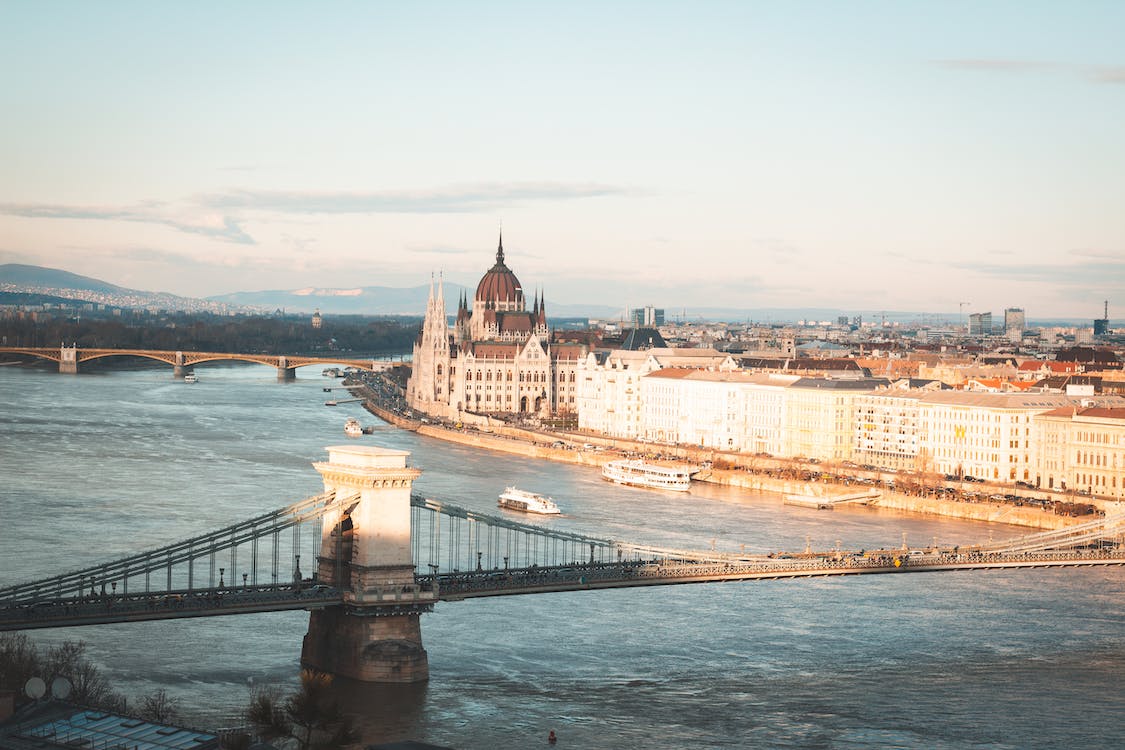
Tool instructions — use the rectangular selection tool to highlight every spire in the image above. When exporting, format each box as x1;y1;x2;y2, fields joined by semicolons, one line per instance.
496;229;505;266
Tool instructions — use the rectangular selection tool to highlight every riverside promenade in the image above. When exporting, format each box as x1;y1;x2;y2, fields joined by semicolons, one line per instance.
352;375;1094;532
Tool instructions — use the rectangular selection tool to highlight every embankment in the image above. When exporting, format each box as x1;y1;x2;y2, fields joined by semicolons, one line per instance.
362;395;1083;531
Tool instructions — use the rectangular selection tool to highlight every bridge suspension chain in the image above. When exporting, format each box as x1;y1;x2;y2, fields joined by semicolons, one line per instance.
0;490;357;605
972;511;1125;555
407;495;749;574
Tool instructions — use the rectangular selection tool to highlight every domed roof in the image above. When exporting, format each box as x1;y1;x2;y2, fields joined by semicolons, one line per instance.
475;234;523;306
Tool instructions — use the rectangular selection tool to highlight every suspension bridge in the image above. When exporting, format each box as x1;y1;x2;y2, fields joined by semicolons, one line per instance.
2;445;1123;682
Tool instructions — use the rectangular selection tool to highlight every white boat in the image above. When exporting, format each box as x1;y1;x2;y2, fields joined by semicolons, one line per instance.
601;459;693;492
498;487;561;515
183;373;198;383
344;417;363;437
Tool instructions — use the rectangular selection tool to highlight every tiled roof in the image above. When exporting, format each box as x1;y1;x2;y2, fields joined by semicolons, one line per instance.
1018;360;1080;373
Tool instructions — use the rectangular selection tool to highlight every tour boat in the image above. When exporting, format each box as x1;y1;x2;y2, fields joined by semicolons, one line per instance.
601;459;693;492
497;487;561;515
344;417;363;437
183;373;198;383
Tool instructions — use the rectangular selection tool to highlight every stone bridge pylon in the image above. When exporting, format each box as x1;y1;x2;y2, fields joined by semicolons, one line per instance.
300;445;435;682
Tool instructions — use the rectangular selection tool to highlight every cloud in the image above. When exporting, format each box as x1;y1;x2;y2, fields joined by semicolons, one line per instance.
1068;248;1124;260
936;59;1125;86
196;182;632;214
951;259;1125;286
0;201;254;244
408;245;473;255
1089;66;1125;84
1;182;631;246
934;59;1060;74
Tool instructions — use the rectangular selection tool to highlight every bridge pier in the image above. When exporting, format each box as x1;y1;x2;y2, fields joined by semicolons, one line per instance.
301;445;432;683
277;356;296;381
173;351;186;379
59;344;78;374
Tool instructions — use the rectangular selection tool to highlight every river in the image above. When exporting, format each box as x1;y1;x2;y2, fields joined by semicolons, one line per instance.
1;364;1122;748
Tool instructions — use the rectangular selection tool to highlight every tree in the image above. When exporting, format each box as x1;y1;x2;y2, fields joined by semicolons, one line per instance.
44;641;125;711
0;633;39;695
247;670;358;750
140;688;181;724
0;635;124;712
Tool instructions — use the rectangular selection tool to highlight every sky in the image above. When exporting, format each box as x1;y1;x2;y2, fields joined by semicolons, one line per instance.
1;0;1122;318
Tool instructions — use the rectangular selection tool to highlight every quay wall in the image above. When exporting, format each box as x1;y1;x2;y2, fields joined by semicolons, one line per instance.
705;467;1075;530
361;394;1082;531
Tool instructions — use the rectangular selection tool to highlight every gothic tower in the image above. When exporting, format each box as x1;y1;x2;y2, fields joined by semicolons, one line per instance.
406;276;451;413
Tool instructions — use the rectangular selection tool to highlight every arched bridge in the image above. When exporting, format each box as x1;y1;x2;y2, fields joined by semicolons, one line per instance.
0;345;396;379
2;445;1122;682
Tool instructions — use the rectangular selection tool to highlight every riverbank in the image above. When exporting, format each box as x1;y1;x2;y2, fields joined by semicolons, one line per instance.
359;386;1085;531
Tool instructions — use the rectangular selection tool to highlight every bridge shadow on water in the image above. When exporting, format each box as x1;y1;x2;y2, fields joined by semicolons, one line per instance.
329;677;429;744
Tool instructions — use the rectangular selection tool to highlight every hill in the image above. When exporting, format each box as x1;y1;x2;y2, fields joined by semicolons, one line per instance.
0;263;126;293
207;284;623;318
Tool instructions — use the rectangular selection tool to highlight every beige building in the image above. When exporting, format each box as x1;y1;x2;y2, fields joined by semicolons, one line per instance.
637;370;882;460
916;392;1125;483
854;390;926;471
641;370;796;451
1035;406;1125;498
576;348;736;438
782;379;883;461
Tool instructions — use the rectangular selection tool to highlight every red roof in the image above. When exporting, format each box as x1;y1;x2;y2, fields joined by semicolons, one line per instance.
1018;361;1080;373
475;236;523;305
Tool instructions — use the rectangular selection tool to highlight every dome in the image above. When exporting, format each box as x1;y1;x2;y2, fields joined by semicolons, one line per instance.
474;234;524;310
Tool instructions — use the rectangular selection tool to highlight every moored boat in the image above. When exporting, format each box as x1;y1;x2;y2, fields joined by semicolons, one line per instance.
498;487;561;515
344;417;363;437
601;459;693;492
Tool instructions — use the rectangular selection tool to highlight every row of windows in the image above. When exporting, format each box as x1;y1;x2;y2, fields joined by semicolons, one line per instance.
1076;450;1121;468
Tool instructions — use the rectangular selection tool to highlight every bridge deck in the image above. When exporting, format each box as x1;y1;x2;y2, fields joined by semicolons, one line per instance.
7;550;1120;631
1;583;344;631
432;549;1125;599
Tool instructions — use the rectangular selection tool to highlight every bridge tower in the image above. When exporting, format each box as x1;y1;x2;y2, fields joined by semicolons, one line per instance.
59;344;78;374
301;445;434;683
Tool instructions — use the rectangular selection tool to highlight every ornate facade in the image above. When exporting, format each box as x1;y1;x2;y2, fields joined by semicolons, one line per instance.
406;235;585;420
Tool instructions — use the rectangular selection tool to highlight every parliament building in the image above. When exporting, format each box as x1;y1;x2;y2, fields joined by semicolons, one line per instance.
406;235;585;420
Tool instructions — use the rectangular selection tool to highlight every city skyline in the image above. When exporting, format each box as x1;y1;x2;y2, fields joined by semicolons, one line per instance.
1;2;1123;317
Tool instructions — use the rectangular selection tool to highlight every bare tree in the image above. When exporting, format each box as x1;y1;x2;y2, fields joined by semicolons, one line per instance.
0;633;39;694
140;688;181;724
247;670;358;750
0;635;124;712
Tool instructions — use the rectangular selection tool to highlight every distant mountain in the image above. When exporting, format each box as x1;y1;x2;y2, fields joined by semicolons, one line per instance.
2;264;1103;326
207;284;451;315
207;284;624;318
0;263;252;313
0;263;126;294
